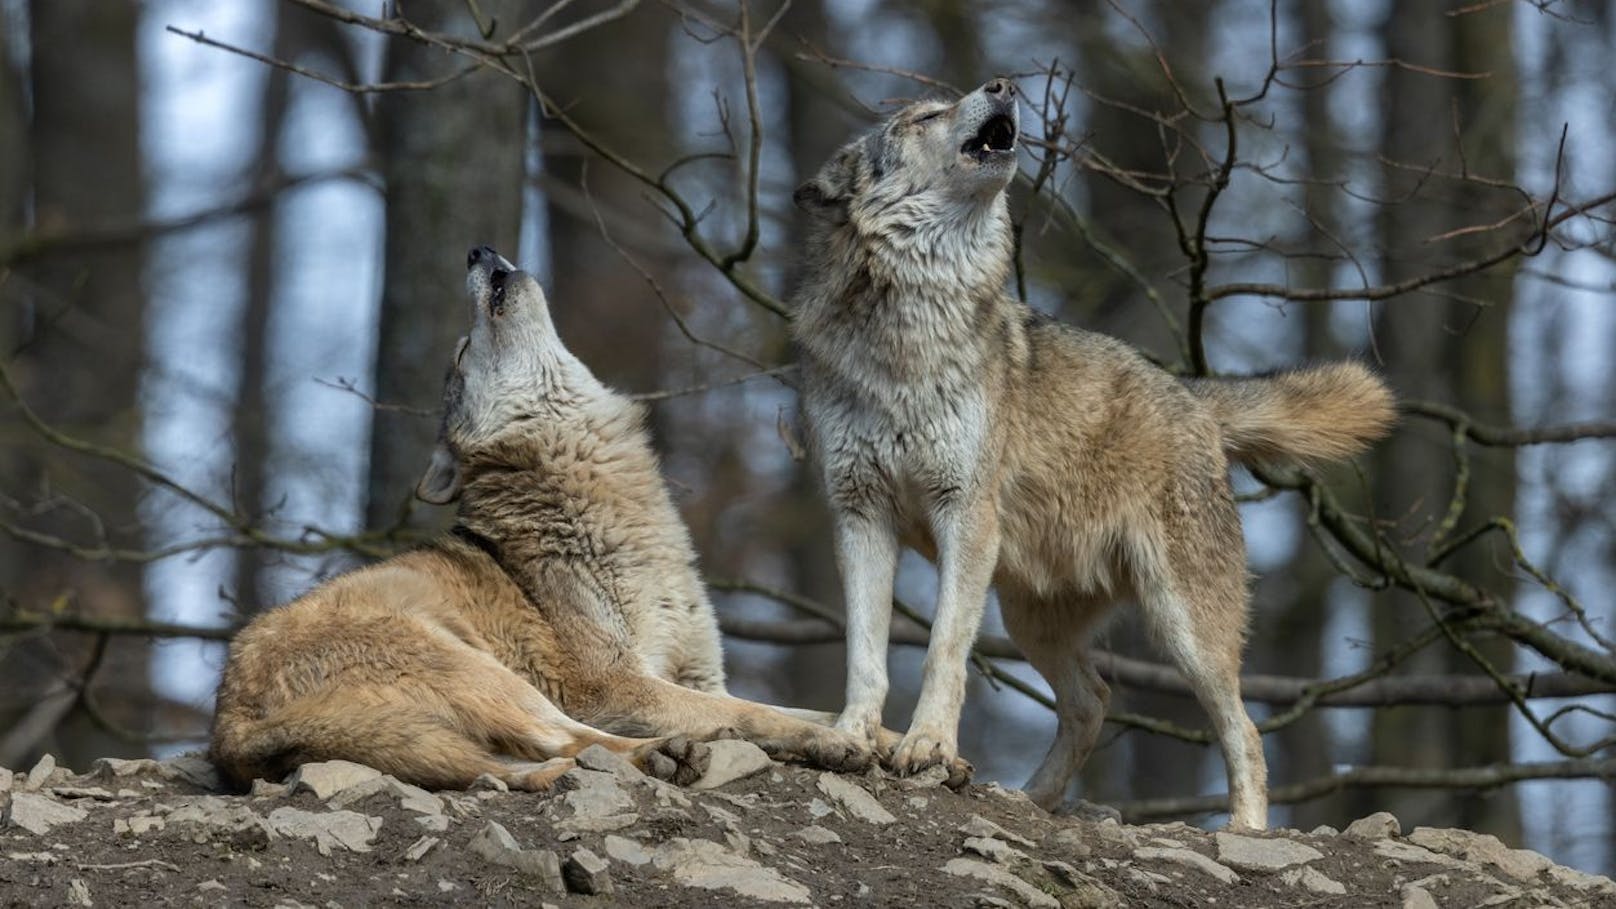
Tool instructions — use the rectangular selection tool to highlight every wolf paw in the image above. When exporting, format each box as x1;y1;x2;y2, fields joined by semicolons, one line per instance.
888;726;958;778
640;735;711;786
800;728;876;774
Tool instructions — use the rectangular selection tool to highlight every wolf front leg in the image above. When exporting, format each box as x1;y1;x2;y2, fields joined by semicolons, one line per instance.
830;510;901;751
892;496;1000;776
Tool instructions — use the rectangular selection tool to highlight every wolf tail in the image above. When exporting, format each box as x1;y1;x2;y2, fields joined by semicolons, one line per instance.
1186;362;1395;466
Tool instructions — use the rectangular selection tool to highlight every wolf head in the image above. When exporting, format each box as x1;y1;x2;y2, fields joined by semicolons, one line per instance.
795;78;1019;229
416;246;593;504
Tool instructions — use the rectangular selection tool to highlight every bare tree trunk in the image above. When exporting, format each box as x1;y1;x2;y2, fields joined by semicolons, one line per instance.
4;0;150;767
1365;2;1521;840
231;3;293;618
364;0;530;531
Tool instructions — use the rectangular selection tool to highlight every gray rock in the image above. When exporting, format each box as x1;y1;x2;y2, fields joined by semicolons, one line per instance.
1132;846;1241;885
791;825;842;845
404;836;439;862
563;847;613;895
691;740;772;790
1056;798;1123;824
1309;824;1339;836
1279;866;1347;895
468;773;508;792
49;786;116;801
652;837;811;904
807;797;834;819
0;769;10;793
814;773;894;824
4;791;88;835
24;754;57;791
1373;838;1474;870
468;821;565;890
1343;810;1401;839
1044;826;1095;858
66;878;92;907
264;806;381;855
1213;832;1324;872
88;758;162;781
894;764;951;789
1406;826;1553;883
575;744;644;781
942;858;1059;909
963;836;1025;865
415;814;451;833
163;797;269;839
285;761;382;800
960;814;1036;848
112;814;165;836
155;755;219;790
248;779;288;798
327;775;442;816
603;834;651;867
1401;884;1439;909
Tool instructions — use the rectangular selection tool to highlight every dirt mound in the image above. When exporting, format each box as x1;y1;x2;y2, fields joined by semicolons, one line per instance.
1;750;1610;907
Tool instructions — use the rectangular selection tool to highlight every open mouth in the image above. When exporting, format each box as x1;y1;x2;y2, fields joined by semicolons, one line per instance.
488;268;509;317
961;113;1017;160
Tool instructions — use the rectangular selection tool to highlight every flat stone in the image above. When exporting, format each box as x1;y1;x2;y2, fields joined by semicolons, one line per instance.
963;836;1025;865
1343;810;1401;839
112;814;165;836
691;740;772;790
248;779;288;798
1309;824;1339;836
1044;826;1095;858
942;858;1059;909
468;821;564;890
1133;846;1241;885
574;745;644;781
1402;884;1438;909
815;773;894;824
1547;863;1616;894
0;769;10;793
1406;826;1553;883
49;786;116;801
66;878;92;907
555;813;640;836
328;776;443;816
960;814;1036;848
791;825;842;845
404;836;439;863
1213;832;1323;872
563;847;613;895
603;834;651;867
1279;866;1347;895
4;792;88;835
24;754;57;791
468;773;507;792
1373;838;1474;870
894;764;951;789
653;837;811;904
88;758;161;781
415;814;450;833
155;755;219;790
285;761;382;801
264;806;381;855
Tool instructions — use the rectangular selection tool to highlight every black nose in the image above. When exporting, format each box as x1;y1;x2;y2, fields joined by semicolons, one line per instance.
984;78;1014;97
467;245;498;269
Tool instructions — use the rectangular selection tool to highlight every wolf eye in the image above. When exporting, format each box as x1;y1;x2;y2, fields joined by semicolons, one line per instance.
914;110;945;124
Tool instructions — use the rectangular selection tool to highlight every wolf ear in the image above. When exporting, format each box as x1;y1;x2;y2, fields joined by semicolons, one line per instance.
793;143;863;222
414;441;462;505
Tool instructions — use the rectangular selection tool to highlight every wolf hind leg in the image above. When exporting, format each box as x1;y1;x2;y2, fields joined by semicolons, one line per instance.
1000;590;1114;813
1132;520;1268;830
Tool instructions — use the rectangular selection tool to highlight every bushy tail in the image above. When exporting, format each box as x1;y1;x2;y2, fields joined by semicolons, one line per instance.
1186;362;1395;466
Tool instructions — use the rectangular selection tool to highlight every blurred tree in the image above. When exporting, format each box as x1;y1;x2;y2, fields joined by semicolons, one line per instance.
230;1;292;617
1;0;150;768
363;0;531;531
1365;2;1522;840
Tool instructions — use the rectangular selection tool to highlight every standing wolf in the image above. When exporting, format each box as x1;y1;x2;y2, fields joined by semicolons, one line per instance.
212;247;872;791
791;79;1394;829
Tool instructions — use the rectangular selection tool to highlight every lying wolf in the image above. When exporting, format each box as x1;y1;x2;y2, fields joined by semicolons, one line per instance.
791;78;1394;829
212;247;872;791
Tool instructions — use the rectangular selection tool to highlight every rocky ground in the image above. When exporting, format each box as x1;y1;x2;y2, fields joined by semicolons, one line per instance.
1;745;1611;908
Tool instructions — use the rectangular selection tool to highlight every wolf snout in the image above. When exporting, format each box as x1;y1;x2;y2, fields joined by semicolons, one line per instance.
466;245;515;272
982;77;1015;98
